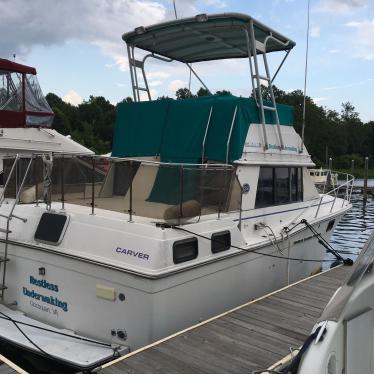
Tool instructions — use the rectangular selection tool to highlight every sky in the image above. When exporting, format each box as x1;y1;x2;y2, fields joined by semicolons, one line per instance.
1;0;373;122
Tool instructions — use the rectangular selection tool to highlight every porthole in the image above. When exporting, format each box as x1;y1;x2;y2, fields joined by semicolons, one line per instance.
173;237;198;264
326;219;335;232
211;231;231;253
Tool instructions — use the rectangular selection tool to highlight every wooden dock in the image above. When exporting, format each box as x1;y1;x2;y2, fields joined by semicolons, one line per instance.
95;265;351;374
0;355;27;374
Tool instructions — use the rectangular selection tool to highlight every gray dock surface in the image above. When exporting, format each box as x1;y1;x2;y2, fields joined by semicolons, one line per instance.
0;355;26;374
97;266;351;374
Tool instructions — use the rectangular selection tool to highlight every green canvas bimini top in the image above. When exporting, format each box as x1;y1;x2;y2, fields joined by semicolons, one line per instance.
112;95;294;164
122;13;296;63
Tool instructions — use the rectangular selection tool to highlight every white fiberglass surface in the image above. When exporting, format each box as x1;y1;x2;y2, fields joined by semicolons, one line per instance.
319;232;374;322
0;304;118;367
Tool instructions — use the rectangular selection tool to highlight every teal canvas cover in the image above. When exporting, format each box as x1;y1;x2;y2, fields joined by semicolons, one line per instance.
112;95;294;164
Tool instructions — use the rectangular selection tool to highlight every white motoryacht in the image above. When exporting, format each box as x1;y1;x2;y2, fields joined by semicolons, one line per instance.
309;167;338;188
0;13;354;372
291;233;374;374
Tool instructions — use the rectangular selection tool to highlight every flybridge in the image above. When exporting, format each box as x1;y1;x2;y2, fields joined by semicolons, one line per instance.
0;58;54;128
122;13;296;151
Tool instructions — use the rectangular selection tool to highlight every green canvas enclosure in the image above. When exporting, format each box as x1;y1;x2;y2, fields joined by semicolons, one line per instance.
112;95;294;164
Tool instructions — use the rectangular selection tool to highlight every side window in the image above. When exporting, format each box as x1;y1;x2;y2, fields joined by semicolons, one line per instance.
290;167;303;202
256;167;304;208
173;238;198;264
297;167;303;201
255;167;274;208
35;213;69;245
274;168;289;205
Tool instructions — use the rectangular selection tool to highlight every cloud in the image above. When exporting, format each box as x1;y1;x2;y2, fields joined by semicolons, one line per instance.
312;97;328;104
202;0;226;8
345;19;374;59
149;80;163;87
310;25;320;37
147;71;170;80
316;0;368;14
322;78;373;91
63;90;83;106
0;0;166;69
328;49;340;53
168;79;187;93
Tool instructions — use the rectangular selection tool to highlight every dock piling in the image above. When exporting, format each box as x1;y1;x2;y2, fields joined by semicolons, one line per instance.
364;156;369;204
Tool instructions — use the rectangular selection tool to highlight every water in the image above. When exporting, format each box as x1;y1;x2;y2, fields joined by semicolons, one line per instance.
327;193;374;265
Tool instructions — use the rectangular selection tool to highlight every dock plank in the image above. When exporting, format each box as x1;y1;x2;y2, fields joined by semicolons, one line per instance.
0;355;26;374
98;265;351;374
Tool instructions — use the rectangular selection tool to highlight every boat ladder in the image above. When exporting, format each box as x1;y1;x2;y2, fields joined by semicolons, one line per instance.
127;45;151;102
246;20;287;151
0;155;32;299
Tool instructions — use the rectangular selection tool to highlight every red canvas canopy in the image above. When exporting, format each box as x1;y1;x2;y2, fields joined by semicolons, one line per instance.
0;58;54;128
0;58;36;75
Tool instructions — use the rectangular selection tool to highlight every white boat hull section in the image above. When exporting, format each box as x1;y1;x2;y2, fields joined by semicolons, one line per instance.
0;198;349;351
0;304;122;368
298;270;374;374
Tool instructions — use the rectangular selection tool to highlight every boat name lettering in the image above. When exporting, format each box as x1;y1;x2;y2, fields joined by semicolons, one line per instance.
115;247;150;260
245;141;261;148
23;287;68;312
268;144;298;152
29;276;59;292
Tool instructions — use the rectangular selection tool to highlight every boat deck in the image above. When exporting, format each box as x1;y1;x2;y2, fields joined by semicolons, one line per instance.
96;265;351;374
0;355;27;374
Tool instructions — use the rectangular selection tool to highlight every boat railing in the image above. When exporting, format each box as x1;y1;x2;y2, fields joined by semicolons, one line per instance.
314;170;354;218
2;154;242;224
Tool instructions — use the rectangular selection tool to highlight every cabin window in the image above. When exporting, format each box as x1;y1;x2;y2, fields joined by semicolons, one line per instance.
173;237;198;264
34;213;69;245
255;168;274;208
211;231;231;253
291;168;303;202
274;168;289;205
255;167;303;208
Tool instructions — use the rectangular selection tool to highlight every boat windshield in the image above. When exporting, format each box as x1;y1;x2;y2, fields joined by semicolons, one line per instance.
318;233;374;322
2;156;241;223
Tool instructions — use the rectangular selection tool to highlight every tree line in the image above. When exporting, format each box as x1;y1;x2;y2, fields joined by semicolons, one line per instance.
46;87;374;169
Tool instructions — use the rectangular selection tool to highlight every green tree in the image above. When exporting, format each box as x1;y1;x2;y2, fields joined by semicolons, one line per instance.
197;87;210;96
215;89;231;96
175;88;194;99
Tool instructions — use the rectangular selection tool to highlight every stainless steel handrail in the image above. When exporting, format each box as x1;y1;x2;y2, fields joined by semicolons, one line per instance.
314;171;354;218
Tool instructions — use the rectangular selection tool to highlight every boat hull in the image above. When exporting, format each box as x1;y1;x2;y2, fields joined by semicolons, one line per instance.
0;211;344;355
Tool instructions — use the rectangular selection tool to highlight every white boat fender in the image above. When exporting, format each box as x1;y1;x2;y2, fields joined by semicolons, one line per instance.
279;324;327;374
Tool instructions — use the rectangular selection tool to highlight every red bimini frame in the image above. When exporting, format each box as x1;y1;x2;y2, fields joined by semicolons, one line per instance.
0;58;54;128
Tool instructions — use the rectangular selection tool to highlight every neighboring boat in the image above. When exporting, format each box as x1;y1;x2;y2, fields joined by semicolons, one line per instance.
0;58;93;165
290;233;374;374
0;13;354;372
309;167;338;188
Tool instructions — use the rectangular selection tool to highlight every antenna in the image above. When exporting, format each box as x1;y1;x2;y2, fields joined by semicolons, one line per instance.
171;0;211;96
300;0;310;153
172;0;178;19
12;54;16;61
